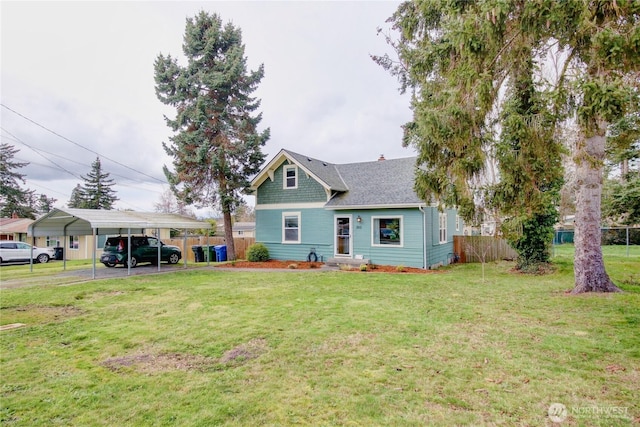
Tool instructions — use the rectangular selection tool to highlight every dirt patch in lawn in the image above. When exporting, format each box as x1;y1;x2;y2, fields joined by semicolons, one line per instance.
102;338;269;373
1;304;84;326
223;260;439;274
102;351;215;373
220;338;268;365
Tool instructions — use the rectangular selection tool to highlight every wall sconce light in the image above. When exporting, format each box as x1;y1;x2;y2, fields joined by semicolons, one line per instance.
357;215;362;223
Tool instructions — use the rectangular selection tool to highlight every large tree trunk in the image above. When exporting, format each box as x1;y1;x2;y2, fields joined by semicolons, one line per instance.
222;209;236;261
572;123;621;294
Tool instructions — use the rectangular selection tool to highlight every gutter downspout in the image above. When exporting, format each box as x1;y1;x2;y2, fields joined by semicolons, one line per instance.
419;205;428;269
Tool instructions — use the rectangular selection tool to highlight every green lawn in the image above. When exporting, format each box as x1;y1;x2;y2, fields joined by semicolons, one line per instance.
1;253;639;426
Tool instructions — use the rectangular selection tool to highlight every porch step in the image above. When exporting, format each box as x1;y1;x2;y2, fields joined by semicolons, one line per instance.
325;258;370;267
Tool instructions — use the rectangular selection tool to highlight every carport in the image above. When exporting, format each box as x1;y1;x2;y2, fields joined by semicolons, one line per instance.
28;208;212;279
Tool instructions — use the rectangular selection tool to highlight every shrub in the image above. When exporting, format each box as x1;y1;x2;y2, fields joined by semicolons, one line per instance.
396;265;405;272
246;243;269;262
288;263;298;269
359;264;368;272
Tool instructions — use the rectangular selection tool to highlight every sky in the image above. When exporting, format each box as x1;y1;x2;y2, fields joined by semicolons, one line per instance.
1;1;414;217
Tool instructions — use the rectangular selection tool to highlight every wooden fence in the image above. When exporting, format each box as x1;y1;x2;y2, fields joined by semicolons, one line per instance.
453;235;518;263
165;237;255;262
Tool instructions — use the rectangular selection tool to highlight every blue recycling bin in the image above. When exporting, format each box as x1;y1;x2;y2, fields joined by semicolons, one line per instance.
214;245;227;262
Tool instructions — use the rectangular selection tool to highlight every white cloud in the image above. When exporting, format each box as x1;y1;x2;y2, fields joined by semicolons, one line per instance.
1;1;412;215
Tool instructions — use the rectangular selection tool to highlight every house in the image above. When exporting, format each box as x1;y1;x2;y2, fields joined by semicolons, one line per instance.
232;222;255;238
0;217;34;241
249;149;463;269
216;221;256;238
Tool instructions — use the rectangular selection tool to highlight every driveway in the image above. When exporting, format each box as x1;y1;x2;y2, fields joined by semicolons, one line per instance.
0;263;214;289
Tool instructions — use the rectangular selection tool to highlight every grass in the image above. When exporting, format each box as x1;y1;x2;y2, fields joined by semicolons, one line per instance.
1;249;639;426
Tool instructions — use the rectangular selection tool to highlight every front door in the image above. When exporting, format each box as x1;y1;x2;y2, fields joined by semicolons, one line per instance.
335;216;352;257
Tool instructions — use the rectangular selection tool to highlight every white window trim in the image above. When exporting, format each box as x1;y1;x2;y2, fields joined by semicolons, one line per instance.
283;165;298;189
69;235;79;250
456;215;461;232
371;215;404;248
282;211;301;244
439;213;447;244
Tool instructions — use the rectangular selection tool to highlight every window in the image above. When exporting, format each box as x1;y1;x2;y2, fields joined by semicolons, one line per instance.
68;235;79;250
456;215;462;232
439;213;447;244
283;165;298;189
46;236;59;247
372;217;402;246
282;212;301;243
96;235;107;249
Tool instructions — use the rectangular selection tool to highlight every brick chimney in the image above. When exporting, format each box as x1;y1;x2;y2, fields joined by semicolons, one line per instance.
378;154;385;161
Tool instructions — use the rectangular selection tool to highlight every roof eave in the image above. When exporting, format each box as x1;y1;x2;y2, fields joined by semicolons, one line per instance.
324;203;427;210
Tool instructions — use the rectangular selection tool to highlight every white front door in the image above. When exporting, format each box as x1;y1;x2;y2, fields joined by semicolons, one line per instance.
335;216;352;257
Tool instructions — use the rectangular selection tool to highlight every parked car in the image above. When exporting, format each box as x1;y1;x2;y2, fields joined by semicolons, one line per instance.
100;236;181;268
0;240;56;264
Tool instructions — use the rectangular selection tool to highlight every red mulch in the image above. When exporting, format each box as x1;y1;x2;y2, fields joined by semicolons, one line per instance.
223;259;438;274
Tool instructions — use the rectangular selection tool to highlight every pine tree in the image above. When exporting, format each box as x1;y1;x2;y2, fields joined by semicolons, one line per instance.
68;184;86;208
69;157;118;209
37;194;57;213
377;0;638;292
154;12;269;260
0;143;36;219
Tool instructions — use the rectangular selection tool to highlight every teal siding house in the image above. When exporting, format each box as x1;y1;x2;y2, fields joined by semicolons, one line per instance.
249;149;463;269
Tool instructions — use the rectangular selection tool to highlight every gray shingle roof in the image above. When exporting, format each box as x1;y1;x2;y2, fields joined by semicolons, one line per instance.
284;150;348;192
326;156;423;208
254;149;424;208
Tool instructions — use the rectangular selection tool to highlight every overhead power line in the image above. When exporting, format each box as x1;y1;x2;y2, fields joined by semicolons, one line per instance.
1;103;167;184
1;127;82;180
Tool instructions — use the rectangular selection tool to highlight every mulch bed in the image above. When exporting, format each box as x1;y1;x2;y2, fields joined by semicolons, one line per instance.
223;259;439;274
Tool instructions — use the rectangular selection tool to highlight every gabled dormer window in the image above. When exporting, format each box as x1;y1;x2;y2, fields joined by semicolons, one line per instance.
283;165;298;189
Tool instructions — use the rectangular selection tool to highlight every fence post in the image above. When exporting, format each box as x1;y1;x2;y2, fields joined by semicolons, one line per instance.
627;226;630;257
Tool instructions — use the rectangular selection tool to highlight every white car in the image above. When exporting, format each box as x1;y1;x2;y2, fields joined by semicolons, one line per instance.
0;241;56;264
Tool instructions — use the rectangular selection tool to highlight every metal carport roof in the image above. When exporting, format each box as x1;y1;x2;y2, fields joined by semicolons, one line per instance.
29;208;211;237
27;208;212;279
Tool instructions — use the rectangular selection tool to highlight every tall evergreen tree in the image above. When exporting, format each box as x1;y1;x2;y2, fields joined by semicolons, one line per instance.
69;157;118;209
154;11;270;260
68;184;85;209
0;143;36;219
37;194;57;213
377;0;638;293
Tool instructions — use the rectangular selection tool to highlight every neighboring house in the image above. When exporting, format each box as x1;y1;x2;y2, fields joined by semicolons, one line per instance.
249;149;464;269
0;217;33;241
216;222;256;238
232;222;255;238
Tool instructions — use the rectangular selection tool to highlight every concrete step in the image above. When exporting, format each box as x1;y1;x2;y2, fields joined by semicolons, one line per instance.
325;257;370;267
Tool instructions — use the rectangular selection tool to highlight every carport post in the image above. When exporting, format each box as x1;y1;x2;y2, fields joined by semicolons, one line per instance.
29;236;35;273
183;230;187;268
156;228;161;272
127;228;131;276
92;228;97;279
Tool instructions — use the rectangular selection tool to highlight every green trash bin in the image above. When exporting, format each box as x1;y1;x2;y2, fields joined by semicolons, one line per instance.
205;245;217;262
